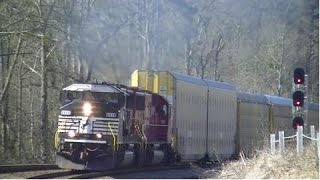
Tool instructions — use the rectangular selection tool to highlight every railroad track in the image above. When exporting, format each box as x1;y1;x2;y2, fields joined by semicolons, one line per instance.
1;163;198;179
70;163;192;179
0;164;59;173
28;170;89;179
26;163;193;179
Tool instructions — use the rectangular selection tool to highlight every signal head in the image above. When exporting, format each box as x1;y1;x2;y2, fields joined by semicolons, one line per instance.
294;68;305;84
292;91;304;107
292;117;304;129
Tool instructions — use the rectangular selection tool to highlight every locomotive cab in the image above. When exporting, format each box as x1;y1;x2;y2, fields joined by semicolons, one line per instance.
55;83;173;170
55;83;127;170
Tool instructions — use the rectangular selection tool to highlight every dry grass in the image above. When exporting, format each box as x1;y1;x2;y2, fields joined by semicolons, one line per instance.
205;145;319;179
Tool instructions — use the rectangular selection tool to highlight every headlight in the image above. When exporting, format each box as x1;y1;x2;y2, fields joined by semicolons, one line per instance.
68;130;76;138
82;102;92;116
61;110;71;116
96;133;102;139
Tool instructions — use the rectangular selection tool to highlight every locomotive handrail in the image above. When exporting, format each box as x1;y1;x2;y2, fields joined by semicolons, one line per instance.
107;122;117;151
54;131;60;150
141;124;148;144
134;123;146;143
130;117;147;143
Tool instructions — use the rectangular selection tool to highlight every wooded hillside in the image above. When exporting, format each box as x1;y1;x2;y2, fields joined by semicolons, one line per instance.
0;0;318;164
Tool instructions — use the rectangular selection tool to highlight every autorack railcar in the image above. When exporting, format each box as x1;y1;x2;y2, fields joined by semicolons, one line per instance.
236;92;319;156
131;70;319;161
236;92;270;156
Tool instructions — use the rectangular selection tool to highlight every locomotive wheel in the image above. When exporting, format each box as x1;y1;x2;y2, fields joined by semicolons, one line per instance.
114;146;125;168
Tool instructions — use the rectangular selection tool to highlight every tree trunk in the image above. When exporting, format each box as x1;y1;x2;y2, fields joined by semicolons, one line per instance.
0;38;4;155
64;22;71;84
37;0;56;163
29;84;34;158
185;39;192;75
17;55;23;162
40;34;49;163
3;37;10;156
77;1;86;83
0;35;23;158
277;35;285;96
213;36;224;81
142;0;152;70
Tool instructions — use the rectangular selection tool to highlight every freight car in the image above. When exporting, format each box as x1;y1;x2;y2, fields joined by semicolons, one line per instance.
54;70;319;170
130;70;319;162
237;92;319;156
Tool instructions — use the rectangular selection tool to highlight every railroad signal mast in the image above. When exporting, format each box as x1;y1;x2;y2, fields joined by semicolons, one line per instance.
292;68;308;129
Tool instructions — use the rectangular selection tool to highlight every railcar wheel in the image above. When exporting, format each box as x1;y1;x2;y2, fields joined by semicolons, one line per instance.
167;149;176;165
162;145;175;165
137;148;146;167
175;154;181;162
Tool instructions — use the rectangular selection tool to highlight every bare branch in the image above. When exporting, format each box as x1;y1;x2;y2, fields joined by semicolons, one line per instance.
22;60;42;77
1;17;28;29
0;31;30;35
45;45;56;60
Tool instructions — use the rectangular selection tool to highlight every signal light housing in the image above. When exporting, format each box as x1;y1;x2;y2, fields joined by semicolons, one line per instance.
292;68;306;130
294;68;305;84
292;117;304;129
292;91;304;107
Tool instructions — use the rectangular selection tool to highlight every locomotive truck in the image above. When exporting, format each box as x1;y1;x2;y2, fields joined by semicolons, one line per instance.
54;70;319;170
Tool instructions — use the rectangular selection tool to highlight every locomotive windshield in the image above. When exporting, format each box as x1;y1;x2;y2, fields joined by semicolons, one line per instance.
82;91;119;103
61;90;124;107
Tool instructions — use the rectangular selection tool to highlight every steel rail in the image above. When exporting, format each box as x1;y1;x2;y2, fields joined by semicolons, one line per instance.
69;163;191;179
28;170;89;179
2;163;194;179
0;164;59;173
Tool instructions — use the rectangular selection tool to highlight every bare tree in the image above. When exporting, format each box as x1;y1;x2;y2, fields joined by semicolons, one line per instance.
171;0;220;77
0;32;24;158
196;36;224;80
32;0;57;162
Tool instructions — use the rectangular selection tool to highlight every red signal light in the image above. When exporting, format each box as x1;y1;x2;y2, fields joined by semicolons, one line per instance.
297;78;301;83
294;68;305;84
292;91;304;107
292;117;304;129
